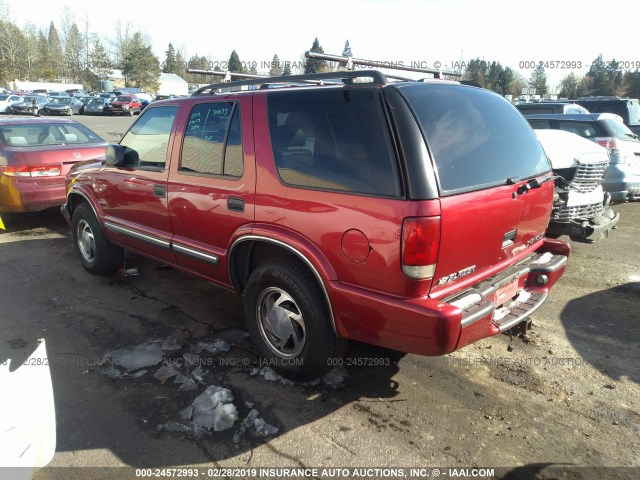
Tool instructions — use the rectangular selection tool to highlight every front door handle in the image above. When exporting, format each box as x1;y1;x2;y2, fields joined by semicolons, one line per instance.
154;184;166;197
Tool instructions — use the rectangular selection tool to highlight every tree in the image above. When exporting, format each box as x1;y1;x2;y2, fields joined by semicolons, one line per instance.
304;37;327;73
0;20;26;82
342;40;352;58
269;54;282;76
163;43;178;73
36;31;56;80
48;22;64;76
624;70;640;100
174;49;186;76
228;50;243;72
186;54;209;83
462;58;487;88
64;22;84;80
91;39;112;79
559;72;580;99
529;64;548;96
121;32;160;91
586;54;607;95
282;62;292;76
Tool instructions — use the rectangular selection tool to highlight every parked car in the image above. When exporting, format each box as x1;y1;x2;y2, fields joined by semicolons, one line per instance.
534;129;619;241
575;96;640;136
516;102;589;116
42;97;84;116
46;91;70;99
65;88;85;97
62;68;569;380
0;94;22;113
10;96;49;116
83;97;111;115
526;113;640;202
109;94;142;116
0;118;107;213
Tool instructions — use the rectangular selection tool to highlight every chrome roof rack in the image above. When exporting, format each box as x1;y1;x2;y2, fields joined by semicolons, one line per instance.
305;51;461;79
189;51;460;95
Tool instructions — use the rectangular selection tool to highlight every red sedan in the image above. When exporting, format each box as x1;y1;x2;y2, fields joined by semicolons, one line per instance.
0;117;107;213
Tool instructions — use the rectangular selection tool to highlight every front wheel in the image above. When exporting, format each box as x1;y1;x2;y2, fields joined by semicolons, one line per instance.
244;259;346;381
71;203;124;275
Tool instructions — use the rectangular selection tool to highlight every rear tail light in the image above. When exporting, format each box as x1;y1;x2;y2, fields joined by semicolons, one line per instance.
0;164;62;177
595;137;622;162
401;217;441;279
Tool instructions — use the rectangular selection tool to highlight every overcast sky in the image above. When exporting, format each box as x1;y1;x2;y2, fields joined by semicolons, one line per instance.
4;0;639;88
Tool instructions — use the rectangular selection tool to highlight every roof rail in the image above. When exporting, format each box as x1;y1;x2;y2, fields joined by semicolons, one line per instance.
305;51;461;79
191;70;389;95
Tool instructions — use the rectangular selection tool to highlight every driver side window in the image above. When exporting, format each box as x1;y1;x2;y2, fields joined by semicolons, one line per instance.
120;106;178;170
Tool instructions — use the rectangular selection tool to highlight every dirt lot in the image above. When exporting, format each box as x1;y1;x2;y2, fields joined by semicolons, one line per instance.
0;116;638;480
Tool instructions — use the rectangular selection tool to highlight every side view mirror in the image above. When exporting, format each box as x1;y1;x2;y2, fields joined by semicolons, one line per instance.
105;144;139;168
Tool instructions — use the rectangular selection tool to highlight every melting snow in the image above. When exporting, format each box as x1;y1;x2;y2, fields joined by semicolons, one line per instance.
104;342;163;371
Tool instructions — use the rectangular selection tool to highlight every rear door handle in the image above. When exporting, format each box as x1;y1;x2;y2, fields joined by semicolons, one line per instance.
227;196;245;212
154;184;166;197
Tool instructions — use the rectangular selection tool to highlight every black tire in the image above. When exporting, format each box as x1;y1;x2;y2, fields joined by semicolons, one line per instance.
71;203;123;275
244;259;346;381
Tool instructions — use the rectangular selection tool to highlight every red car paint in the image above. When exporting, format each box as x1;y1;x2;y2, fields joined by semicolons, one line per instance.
63;79;569;361
0;118;107;213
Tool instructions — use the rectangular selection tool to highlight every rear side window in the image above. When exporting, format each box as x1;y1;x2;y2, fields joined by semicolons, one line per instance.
120;105;177;169
180;102;243;177
267;89;400;197
399;84;550;195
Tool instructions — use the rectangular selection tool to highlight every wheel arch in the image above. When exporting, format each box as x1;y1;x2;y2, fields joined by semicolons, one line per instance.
228;235;338;334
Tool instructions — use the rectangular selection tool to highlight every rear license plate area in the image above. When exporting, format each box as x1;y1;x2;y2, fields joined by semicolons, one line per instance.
494;279;519;307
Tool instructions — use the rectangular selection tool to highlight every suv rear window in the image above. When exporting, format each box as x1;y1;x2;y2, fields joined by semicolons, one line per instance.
599;118;640;142
267;89;400;197
398;84;550;195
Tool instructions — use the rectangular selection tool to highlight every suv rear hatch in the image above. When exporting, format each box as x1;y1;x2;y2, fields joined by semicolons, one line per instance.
395;84;554;296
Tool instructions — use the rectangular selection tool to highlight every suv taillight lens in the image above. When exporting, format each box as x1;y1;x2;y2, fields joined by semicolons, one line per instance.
0;164;62;177
401;217;441;279
595;137;622;162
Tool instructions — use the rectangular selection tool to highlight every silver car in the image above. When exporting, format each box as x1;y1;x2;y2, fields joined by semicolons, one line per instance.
526;113;640;202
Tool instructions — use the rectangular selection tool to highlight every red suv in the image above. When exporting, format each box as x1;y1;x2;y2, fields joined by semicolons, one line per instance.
62;68;569;380
109;94;142;116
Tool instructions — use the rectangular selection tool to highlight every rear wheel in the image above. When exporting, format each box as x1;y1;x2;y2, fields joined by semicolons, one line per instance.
71;203;123;275
244;259;346;381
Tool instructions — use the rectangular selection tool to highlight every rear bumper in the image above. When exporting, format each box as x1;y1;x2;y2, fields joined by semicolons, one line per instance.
330;239;569;356
0;176;65;213
603;162;640;202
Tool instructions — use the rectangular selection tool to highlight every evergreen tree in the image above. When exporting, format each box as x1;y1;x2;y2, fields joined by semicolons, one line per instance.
586;54;607;95
228;50;243;72
342;40;352;58
174;49;186;75
91;39;112;79
528;64;548;96
304;37;327;73
122;32;160;91
163;43;177;73
48;22;64;76
64;22;84;80
36;31;56;80
269;54;282;76
559;73;580;99
462;58;487;88
282;62;292;76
